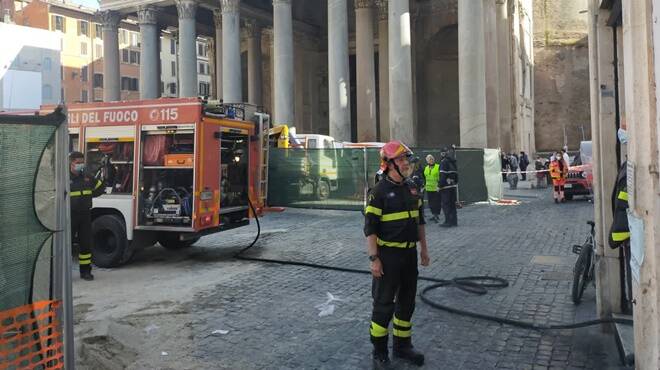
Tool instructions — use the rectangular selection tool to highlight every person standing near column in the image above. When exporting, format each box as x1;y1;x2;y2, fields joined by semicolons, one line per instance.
439;147;458;227
519;151;529;181
423;154;441;223
364;141;429;368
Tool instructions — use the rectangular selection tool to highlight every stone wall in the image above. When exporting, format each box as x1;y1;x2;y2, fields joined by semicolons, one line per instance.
533;0;591;152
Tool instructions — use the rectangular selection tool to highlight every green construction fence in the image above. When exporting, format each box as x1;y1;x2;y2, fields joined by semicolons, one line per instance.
267;147;502;210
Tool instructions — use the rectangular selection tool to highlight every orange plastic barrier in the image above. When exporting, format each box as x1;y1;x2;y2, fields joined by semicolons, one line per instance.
0;301;64;370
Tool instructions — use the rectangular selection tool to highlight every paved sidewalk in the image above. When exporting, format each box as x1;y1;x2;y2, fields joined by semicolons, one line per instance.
188;187;624;369
73;185;627;369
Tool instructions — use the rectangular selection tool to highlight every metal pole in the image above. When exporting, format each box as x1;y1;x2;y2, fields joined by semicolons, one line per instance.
52;117;75;369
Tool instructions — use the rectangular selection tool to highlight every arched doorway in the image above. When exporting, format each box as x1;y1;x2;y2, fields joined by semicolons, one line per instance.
419;24;459;147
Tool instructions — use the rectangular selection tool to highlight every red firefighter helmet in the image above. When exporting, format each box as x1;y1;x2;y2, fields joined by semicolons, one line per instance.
379;140;413;171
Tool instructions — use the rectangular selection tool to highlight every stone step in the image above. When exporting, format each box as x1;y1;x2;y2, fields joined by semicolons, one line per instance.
613;313;635;366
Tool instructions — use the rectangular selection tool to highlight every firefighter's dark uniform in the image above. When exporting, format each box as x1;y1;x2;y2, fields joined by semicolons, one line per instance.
70;173;104;274
609;162;629;247
439;156;458;226
364;176;425;355
608;161;632;313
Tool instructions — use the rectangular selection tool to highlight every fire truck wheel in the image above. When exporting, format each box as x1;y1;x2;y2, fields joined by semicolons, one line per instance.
92;214;129;268
158;233;200;249
565;194;573;201
316;180;330;201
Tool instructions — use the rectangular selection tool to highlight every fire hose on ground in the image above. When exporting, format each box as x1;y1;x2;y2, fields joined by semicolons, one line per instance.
235;198;633;331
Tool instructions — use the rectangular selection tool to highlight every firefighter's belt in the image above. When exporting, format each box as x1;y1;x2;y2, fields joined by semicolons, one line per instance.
377;238;416;249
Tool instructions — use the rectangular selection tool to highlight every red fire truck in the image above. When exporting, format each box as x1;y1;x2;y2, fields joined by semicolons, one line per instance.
44;98;270;267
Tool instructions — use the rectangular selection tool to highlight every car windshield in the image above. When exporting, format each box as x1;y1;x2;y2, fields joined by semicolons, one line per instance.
579;141;593;165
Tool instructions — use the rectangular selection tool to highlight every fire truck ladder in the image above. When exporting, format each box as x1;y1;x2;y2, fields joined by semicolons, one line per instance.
257;114;270;208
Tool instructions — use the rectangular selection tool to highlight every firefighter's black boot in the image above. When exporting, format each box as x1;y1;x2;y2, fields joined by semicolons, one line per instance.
371;336;391;369
393;337;424;366
80;265;94;281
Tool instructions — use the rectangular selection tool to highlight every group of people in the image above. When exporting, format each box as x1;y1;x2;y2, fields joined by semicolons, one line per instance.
501;151;530;189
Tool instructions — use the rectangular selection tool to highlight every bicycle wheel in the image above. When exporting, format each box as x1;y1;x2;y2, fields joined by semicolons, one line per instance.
572;244;593;304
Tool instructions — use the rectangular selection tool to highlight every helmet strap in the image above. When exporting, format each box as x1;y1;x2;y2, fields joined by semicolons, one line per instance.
389;160;408;183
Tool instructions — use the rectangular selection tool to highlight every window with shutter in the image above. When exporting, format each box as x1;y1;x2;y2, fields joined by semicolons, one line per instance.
95;24;103;39
93;73;103;88
80;21;89;37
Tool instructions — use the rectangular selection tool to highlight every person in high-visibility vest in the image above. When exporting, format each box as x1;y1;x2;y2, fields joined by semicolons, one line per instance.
423;155;441;223
364;140;430;368
69;151;105;281
549;151;568;203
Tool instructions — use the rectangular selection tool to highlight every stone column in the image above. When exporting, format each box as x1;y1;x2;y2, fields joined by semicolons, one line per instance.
100;11;120;102
273;0;294;125
355;0;377;142
328;0;351;142
176;0;198;97
592;5;622;319
496;0;512;152
377;0;389;142
483;0;500;148
138;6;160;99
388;0;414;145
246;20;263;106
213;9;223;100
458;0;487;148
221;0;241;103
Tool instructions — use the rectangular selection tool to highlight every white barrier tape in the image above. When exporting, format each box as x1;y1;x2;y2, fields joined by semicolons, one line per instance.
501;167;588;175
501;169;550;174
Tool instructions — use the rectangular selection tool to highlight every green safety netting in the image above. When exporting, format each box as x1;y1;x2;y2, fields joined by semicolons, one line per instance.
0;110;65;311
267;147;498;210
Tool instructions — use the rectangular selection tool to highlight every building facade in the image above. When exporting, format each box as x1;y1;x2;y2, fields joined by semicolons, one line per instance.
533;0;591;152
94;0;534;150
4;0;212;104
0;22;61;110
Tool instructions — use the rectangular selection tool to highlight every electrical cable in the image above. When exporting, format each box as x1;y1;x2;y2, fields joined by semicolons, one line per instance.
234;200;633;330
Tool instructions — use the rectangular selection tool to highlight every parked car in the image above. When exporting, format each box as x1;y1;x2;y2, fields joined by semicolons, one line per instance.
564;141;593;200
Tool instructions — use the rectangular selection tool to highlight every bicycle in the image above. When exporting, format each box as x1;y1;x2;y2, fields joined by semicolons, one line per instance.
571;221;596;304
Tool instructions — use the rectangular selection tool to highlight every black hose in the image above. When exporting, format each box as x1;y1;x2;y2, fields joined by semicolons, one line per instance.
233;205;633;330
234;197;261;256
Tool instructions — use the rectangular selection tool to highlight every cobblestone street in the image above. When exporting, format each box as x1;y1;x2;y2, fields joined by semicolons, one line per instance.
74;184;628;369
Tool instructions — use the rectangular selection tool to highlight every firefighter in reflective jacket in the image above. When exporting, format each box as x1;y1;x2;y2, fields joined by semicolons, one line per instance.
69;151;104;281
364;140;430;368
439;147;458;227
609;162;629;247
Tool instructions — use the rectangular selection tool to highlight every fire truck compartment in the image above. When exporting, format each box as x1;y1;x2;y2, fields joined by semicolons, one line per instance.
219;130;250;222
138;127;195;227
